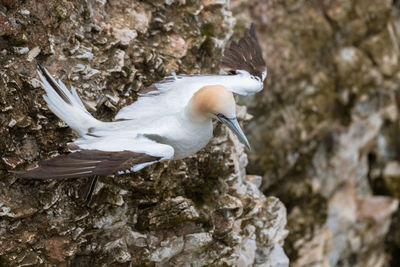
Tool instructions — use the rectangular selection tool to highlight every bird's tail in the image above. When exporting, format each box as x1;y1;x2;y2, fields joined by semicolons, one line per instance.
37;64;102;136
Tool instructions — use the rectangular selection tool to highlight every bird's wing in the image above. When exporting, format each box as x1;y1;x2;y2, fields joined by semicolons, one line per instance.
136;24;267;96
135;24;266;97
115;24;266;120
115;72;264;120
220;23;266;82
15;136;174;179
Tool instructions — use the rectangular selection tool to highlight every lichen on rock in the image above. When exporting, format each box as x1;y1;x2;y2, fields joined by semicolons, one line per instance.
0;0;287;266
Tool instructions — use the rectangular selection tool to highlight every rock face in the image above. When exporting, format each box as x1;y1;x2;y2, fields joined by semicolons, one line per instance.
0;0;288;266
230;0;400;266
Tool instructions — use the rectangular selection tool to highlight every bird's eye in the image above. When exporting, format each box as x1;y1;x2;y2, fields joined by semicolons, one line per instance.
216;113;235;121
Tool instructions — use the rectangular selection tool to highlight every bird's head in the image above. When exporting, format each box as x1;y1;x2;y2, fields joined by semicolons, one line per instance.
188;85;250;149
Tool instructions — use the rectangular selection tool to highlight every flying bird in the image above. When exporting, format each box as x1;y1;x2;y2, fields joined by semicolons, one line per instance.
15;24;266;183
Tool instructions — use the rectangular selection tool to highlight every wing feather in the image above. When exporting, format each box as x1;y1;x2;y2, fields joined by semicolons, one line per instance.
15;150;162;179
220;23;266;80
115;24;266;120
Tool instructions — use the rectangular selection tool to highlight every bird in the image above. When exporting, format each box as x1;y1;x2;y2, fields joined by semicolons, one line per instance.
14;24;266;186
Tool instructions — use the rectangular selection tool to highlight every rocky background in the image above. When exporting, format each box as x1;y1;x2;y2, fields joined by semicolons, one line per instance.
232;0;400;266
3;0;400;266
0;0;288;266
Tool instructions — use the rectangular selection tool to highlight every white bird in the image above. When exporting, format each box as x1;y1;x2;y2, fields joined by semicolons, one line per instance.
15;24;266;180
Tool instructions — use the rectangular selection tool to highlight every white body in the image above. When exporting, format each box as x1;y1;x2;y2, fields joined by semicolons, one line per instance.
74;109;213;160
38;69;263;172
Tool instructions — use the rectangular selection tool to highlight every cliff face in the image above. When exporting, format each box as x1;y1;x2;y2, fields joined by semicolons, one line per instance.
0;0;288;266
231;0;400;266
6;0;400;266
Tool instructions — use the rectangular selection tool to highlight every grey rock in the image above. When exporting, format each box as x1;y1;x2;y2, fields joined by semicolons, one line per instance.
232;0;400;265
0;1;287;266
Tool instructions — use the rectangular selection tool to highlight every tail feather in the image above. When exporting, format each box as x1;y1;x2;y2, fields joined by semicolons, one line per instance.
70;85;86;110
37;64;72;104
37;65;101;136
58;78;87;110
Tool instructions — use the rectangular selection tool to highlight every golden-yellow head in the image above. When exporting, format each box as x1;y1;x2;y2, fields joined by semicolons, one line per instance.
188;85;250;148
190;85;236;119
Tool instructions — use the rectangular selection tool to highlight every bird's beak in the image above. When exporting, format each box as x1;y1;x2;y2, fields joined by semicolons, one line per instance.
216;114;250;149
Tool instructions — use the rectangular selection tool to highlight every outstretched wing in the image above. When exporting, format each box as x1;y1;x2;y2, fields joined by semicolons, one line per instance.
220;23;266;81
14;150;160;179
115;24;267;121
15;137;174;179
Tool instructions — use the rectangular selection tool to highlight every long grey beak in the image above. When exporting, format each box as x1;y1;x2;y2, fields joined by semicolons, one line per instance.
216;114;250;149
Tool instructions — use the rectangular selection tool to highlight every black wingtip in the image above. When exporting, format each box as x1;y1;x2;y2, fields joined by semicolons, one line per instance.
220;23;266;80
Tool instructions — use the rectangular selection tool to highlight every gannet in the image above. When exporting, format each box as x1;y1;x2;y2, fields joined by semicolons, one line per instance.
15;24;266;180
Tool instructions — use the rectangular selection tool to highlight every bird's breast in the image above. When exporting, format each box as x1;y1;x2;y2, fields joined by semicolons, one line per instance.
167;119;213;159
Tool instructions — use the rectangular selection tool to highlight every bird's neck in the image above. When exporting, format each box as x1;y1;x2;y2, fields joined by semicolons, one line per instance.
184;102;210;124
